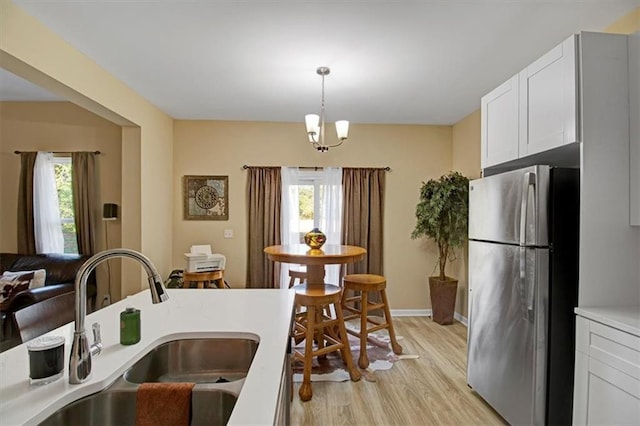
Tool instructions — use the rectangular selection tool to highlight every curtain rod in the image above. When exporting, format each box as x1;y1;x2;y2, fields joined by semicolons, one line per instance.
242;165;391;171
14;150;101;155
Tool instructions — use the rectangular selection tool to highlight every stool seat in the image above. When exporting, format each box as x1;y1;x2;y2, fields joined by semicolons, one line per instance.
342;273;402;369
293;283;339;300
341;273;386;289
292;283;361;401
182;270;225;289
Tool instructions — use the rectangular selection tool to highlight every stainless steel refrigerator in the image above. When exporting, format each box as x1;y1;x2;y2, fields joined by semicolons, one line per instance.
467;165;579;426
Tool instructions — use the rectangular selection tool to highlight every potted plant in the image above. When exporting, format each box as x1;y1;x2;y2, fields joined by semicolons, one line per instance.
411;171;469;325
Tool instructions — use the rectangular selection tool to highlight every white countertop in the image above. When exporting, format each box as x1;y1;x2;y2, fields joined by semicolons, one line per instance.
575;306;640;337
0;288;295;425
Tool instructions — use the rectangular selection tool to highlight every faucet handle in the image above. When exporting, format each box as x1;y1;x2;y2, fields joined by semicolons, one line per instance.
91;322;103;356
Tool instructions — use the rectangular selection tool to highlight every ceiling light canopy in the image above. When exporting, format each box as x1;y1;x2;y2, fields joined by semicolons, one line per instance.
305;66;349;152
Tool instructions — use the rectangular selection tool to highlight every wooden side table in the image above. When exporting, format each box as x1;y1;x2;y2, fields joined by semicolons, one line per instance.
182;270;225;289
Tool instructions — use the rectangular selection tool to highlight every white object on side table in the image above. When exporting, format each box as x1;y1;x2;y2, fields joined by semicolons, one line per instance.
184;244;226;272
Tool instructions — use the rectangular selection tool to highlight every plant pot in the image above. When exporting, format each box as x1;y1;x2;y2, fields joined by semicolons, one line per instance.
428;276;458;325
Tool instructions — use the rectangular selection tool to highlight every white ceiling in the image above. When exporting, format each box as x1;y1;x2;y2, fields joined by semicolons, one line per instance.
2;0;638;125
0;68;63;102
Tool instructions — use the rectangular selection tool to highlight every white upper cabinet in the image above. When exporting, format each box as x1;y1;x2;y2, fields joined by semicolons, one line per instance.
481;34;579;169
519;35;578;157
481;75;519;168
481;32;632;175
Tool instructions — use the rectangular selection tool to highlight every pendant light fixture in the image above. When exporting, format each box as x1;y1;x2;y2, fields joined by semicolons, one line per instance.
305;66;349;152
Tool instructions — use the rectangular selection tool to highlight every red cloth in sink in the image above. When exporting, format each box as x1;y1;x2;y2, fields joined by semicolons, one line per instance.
135;382;195;426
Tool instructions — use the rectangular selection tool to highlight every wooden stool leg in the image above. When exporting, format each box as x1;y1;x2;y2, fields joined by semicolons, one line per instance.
299;305;315;402
316;308;326;360
358;290;370;369
381;289;402;355
334;302;361;382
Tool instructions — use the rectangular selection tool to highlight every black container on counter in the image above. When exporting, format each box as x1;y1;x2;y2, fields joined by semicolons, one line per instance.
120;306;141;345
27;335;65;385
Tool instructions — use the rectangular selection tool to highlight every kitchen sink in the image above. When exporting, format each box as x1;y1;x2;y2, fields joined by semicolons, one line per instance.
39;385;237;426
39;336;259;425
124;337;259;384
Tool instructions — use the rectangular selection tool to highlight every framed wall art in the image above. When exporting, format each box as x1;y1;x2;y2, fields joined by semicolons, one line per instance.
183;175;229;220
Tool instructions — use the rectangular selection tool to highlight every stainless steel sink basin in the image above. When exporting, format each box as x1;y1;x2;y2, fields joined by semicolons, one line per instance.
41;337;258;425
124;337;259;384
39;386;237;426
39;337;258;425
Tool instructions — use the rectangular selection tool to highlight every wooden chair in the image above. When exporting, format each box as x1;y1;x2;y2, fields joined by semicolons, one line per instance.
341;274;402;369
292;284;361;401
13;291;75;343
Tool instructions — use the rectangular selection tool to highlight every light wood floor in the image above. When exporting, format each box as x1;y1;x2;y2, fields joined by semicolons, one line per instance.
290;316;506;426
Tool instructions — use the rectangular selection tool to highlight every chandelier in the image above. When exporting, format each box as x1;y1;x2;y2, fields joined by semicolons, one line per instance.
305;66;349;152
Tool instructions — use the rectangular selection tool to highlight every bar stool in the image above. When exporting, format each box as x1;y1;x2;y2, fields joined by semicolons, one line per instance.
182;270;225;289
288;269;335;317
288;269;307;288
341;274;402;369
292;283;361;401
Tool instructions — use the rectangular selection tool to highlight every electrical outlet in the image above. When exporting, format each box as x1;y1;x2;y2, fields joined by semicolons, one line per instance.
224;229;233;239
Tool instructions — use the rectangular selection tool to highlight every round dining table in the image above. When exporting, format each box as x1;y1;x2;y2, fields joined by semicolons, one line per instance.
264;244;366;287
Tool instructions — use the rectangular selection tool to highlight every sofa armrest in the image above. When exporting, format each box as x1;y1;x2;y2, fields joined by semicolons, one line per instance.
4;284;73;314
8;253;90;286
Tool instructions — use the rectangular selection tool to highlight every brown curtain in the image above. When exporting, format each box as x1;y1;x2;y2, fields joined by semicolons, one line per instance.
17;152;37;254
341;168;386;275
246;167;281;288
72;152;98;256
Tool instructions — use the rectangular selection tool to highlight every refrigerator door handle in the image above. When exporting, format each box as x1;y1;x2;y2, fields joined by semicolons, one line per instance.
519;171;537;247
519;172;536;321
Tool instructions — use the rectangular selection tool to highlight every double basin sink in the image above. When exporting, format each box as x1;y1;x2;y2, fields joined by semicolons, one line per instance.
40;337;259;426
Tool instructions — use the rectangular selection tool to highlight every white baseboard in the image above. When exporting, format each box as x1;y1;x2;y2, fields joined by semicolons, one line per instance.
390;309;430;317
390;309;468;327
454;312;468;327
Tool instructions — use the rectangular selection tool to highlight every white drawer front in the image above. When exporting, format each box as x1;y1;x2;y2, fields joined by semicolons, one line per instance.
577;317;640;380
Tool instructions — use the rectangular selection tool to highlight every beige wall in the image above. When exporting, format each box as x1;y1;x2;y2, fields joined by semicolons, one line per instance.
1;0;174;299
173;120;453;311
451;109;481;319
603;7;639;33
0;101;123;304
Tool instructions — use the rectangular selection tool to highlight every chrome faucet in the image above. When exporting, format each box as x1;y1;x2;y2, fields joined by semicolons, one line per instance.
69;248;169;384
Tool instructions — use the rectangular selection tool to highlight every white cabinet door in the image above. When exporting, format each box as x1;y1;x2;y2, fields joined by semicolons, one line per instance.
586;358;640;425
630;31;640;226
481;74;519;168
574;316;640;425
519;35;578;157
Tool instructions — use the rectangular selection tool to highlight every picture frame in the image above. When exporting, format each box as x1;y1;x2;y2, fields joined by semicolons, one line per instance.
183;175;229;220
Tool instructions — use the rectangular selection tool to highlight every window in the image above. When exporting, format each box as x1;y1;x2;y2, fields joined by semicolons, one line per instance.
281;167;342;287
286;170;326;243
52;156;78;254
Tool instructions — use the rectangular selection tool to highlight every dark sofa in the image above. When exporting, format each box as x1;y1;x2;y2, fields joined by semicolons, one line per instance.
0;253;96;350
